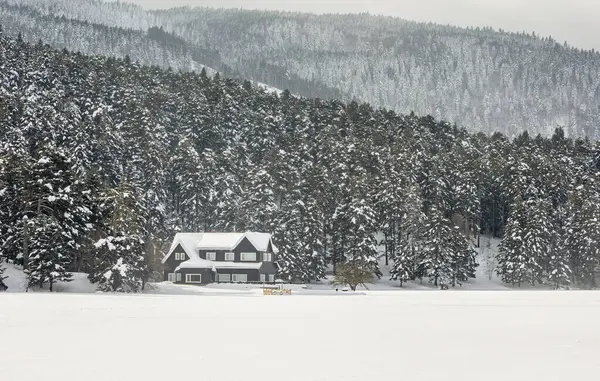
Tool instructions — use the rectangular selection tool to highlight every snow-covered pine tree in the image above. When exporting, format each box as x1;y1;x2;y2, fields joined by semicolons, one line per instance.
334;197;381;278
546;205;571;289
373;146;411;267
239;167;279;233
25;213;72;291
389;184;425;286
564;178;600;289
523;197;553;286
496;196;528;286
92;235;146;292
418;206;476;289
89;184;148;292
21;144;94;291
274;195;326;283
169;138;216;231
497;194;553;286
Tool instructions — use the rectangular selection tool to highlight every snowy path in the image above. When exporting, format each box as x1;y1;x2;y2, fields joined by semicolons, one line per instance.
2;292;600;381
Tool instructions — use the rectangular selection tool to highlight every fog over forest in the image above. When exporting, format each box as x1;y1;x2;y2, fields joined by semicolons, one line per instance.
121;0;600;51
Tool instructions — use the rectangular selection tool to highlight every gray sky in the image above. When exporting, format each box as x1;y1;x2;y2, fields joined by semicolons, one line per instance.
125;0;600;51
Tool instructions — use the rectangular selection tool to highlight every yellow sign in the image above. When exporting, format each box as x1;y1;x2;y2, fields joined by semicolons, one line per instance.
263;288;292;295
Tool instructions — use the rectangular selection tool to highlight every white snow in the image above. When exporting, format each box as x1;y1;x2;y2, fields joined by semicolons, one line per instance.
196;232;245;251
1;292;599;381
2;262;98;293
253;81;284;96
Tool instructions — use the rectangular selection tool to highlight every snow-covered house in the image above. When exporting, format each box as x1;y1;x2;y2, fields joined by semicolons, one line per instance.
162;232;279;285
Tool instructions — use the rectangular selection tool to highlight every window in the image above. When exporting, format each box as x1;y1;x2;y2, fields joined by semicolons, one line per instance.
206;252;216;261
268;274;275;282
225;252;235;261
241;252;256;261
218;274;231;282
232;274;248;283
168;273;175;282
174;253;185;261
186;274;202;283
176;273;182;282
262;252;272;262
260;274;266;282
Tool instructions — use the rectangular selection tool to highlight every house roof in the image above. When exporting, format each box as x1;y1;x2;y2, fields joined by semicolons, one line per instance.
161;231;278;264
196;232;245;251
175;259;263;271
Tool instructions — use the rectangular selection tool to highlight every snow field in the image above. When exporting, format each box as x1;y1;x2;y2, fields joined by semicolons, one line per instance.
2;292;600;381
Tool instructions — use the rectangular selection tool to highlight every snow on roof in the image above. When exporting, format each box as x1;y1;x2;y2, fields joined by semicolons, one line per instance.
246;232;279;253
162;231;278;264
175;259;263;271
162;233;205;263
196;233;245;251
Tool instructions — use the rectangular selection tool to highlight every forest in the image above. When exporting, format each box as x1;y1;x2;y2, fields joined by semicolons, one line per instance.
2;0;600;140
1;31;599;292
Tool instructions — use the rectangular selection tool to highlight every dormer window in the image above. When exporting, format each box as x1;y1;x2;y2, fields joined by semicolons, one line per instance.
225;252;235;261
206;252;216;261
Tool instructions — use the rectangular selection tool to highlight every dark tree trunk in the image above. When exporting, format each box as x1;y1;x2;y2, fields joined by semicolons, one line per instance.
23;221;29;270
384;231;388;267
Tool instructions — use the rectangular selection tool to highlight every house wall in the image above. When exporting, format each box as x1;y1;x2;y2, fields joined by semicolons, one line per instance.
163;244;190;281
214;269;261;283
259;262;277;275
176;268;213;285
198;237;277;264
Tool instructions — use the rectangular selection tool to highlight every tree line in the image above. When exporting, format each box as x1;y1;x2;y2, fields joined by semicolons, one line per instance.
0;32;599;292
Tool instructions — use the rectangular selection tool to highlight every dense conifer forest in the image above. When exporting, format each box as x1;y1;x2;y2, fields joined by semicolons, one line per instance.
2;0;600;139
1;31;599;291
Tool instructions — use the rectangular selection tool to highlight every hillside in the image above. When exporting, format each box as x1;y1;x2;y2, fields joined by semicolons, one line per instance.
3;0;600;139
1;31;599;292
0;2;219;74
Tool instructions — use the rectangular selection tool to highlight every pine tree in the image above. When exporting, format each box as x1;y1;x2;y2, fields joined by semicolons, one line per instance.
89;184;148;293
389;184;425;286
565;178;600;289
496;198;528;286
334;197;381;278
418;206;477;289
25;214;72;291
497;195;552;286
92;235;146;292
274;195;325;283
20;144;92;291
547;205;571;289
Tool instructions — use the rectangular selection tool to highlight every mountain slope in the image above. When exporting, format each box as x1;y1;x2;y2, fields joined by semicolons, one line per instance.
4;0;600;139
0;2;218;74
156;7;600;139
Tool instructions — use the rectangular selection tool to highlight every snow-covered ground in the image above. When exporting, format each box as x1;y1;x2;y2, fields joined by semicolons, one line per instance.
2;291;600;381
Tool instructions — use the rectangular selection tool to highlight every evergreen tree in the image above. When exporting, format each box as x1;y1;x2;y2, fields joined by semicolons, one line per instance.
274;195;326;283
418;206;476;289
389;184;425;286
497;195;552;286
89;184;148;292
565;178;600;288
334;197;381;278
